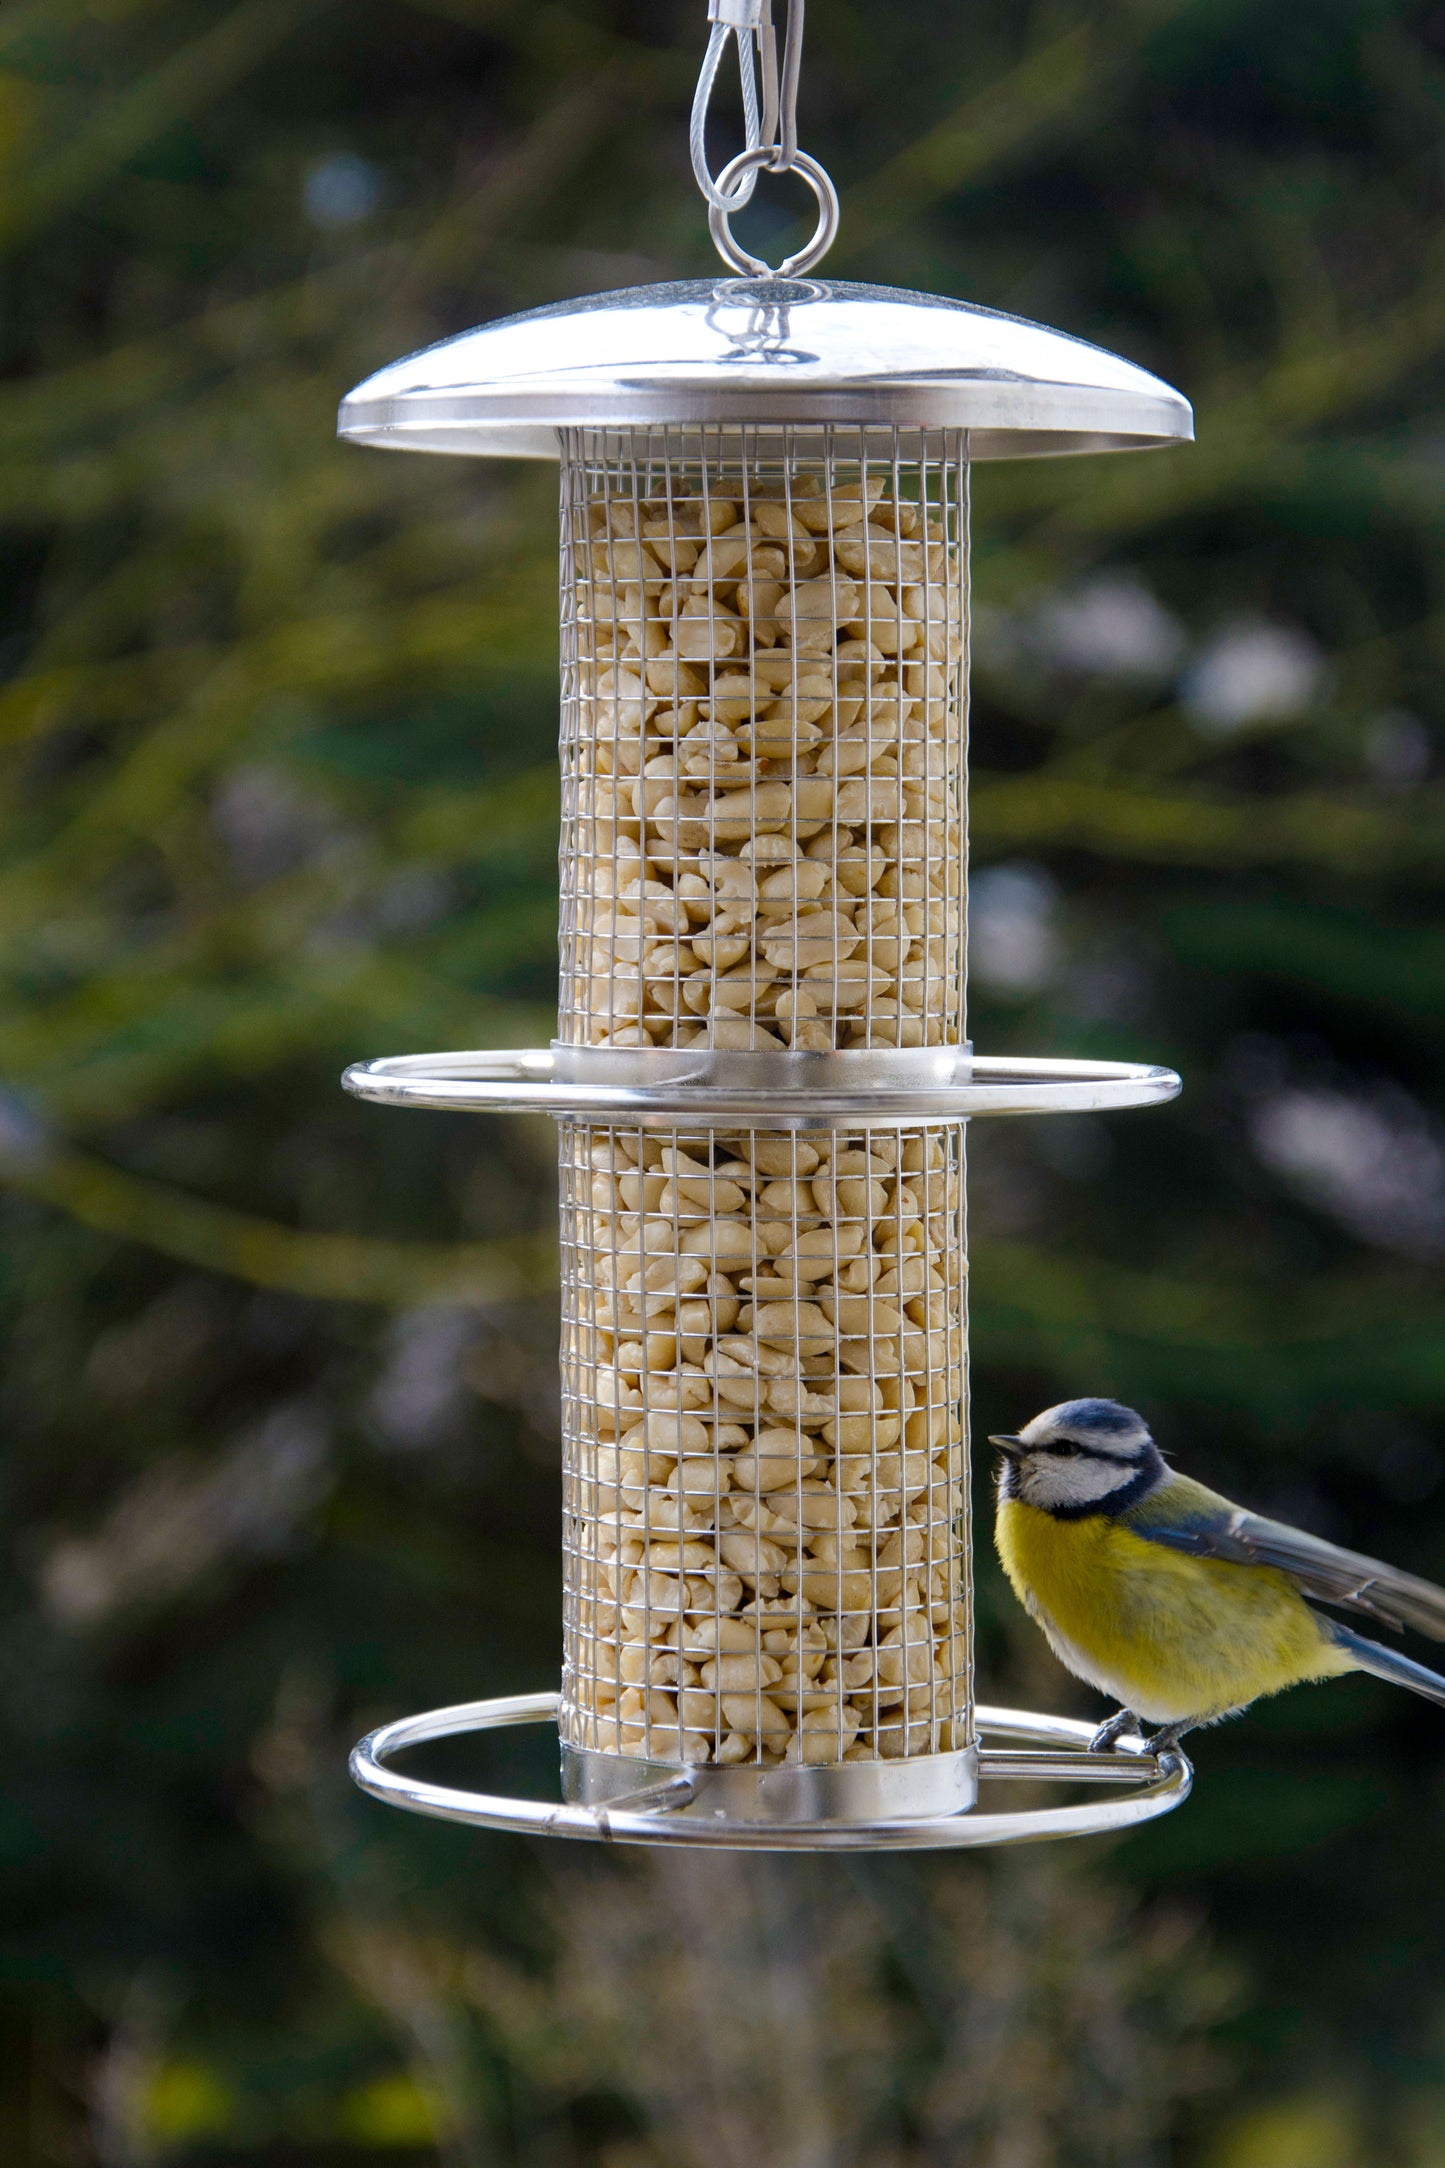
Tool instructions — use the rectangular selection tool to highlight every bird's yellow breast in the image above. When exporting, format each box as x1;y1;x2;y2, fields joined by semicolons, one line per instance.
995;1496;1346;1724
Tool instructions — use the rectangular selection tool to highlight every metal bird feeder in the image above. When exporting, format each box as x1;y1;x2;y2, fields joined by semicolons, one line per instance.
339;0;1194;1849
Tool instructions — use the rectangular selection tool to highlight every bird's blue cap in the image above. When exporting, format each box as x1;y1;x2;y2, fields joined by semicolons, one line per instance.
1045;1398;1149;1438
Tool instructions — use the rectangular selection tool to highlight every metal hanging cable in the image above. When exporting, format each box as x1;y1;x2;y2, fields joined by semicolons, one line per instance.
691;0;840;274
689;3;765;212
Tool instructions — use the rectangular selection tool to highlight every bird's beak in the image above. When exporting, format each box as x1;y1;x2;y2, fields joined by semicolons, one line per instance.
989;1433;1024;1459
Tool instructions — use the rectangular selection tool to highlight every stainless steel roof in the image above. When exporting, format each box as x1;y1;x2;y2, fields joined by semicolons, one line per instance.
337;276;1192;462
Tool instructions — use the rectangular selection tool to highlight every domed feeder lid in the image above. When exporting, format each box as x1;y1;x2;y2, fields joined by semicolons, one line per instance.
337;276;1192;463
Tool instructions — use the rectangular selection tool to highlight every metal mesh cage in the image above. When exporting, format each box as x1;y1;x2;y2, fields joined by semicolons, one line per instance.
559;1120;970;1771
558;425;967;1052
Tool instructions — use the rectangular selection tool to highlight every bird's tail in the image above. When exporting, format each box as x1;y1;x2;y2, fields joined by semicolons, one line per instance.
1324;1619;1445;1708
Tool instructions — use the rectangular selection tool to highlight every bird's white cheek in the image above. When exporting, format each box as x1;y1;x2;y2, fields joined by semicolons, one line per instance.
1021;1459;1127;1511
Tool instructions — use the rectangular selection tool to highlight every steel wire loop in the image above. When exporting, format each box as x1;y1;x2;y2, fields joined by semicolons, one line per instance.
690;14;764;213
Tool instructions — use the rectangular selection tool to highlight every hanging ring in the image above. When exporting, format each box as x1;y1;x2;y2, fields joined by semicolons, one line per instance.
707;145;840;278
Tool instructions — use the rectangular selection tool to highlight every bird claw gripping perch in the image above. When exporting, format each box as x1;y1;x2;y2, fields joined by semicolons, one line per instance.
1088;1710;1149;1755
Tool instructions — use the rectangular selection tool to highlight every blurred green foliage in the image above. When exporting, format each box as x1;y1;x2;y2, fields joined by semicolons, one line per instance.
4;0;1445;2160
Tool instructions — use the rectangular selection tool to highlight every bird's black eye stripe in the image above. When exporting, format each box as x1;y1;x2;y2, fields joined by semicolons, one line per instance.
1044;1439;1137;1463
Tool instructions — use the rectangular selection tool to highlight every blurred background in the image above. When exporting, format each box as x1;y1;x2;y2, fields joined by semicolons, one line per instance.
3;0;1445;2159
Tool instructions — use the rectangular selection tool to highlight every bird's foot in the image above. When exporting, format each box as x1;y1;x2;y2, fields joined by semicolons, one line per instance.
1145;1720;1193;1757
1088;1708;1145;1754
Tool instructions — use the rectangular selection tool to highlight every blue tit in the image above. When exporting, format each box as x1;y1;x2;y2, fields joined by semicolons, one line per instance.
991;1397;1445;1753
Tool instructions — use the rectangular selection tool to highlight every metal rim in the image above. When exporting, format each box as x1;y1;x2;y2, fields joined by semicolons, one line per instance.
349;1693;1191;1851
340;1048;1182;1125
563;1739;980;1824
337;391;1191;463
550;1045;974;1091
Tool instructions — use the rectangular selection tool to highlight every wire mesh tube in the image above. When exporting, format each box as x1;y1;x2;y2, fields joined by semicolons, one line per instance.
554;425;972;1797
558;425;967;1052
559;1121;970;1771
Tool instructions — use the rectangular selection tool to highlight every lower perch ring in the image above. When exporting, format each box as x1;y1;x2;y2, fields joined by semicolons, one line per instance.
351;1693;1191;1850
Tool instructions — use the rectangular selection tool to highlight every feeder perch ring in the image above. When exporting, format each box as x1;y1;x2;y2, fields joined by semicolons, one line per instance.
350;1694;1191;1852
342;1049;1182;1128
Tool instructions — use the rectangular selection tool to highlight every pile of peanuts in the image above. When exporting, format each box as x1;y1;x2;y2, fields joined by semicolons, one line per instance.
560;1123;968;1768
561;468;965;1051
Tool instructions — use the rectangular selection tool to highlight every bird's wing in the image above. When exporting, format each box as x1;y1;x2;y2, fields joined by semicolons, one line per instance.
1134;1487;1445;1640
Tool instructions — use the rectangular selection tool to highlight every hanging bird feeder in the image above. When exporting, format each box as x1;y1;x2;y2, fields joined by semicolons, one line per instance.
339;0;1193;1850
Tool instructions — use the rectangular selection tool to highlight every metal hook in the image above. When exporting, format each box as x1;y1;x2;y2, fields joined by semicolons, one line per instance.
693;0;838;271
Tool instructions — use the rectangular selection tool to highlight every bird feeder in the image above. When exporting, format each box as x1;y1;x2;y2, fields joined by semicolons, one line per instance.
340;1;1193;1850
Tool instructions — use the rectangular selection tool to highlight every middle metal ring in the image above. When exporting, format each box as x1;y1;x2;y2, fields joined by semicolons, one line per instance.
341;1047;1182;1127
